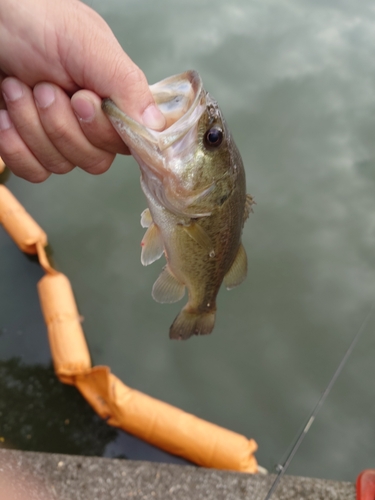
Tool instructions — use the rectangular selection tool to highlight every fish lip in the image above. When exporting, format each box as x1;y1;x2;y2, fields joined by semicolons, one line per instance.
101;98;159;145
102;70;206;151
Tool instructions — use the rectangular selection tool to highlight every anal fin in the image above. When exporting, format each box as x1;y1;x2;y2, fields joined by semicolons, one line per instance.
224;243;247;290
141;223;164;266
152;265;185;303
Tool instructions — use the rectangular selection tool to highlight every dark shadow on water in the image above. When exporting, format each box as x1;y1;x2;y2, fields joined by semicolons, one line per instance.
0;358;119;456
0;358;191;465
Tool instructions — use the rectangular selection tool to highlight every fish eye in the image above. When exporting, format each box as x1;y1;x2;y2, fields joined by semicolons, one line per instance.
204;127;223;148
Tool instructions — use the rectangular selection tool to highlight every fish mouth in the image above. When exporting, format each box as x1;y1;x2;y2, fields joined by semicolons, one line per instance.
102;70;206;153
102;71;212;218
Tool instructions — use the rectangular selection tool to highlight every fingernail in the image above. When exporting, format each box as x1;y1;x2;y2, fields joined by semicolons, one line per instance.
142;104;166;130
71;96;95;122
2;78;23;102
0;110;13;131
34;84;55;109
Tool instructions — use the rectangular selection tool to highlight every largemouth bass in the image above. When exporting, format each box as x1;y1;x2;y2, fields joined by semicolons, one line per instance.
102;70;253;340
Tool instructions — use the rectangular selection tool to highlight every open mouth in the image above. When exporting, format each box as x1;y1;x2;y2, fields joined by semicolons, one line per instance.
102;70;206;152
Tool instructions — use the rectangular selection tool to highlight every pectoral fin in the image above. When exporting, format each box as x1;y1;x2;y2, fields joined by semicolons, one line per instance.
140;208;153;228
224;243;247;290
182;221;214;255
152;265;185;303
162;179;214;218
141;223;164;266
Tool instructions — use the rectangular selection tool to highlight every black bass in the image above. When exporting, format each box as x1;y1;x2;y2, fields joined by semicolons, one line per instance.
102;71;253;340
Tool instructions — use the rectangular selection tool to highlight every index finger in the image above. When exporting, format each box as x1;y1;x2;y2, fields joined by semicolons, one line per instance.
71;89;130;155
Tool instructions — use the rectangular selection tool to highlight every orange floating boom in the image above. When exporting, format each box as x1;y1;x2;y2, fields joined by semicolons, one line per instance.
0;159;259;473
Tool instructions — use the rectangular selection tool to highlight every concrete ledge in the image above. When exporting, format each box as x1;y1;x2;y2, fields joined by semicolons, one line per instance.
0;449;355;499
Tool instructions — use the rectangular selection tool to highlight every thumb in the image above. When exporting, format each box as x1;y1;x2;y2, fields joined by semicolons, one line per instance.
99;55;166;131
60;1;165;130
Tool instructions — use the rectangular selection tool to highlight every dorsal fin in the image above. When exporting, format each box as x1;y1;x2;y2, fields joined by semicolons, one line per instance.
224;243;247;290
244;194;255;224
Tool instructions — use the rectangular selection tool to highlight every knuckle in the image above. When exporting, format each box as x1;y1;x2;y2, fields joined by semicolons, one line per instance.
0;147;50;183
122;66;144;88
113;59;147;94
13;117;43;140
9;161;50;183
82;153;114;175
42;159;74;174
25;170;51;183
0;147;23;165
46;120;71;145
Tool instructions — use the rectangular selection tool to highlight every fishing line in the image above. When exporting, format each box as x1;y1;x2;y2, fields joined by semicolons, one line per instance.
263;300;375;500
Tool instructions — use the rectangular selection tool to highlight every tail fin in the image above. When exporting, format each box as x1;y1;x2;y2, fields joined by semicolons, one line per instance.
169;308;216;340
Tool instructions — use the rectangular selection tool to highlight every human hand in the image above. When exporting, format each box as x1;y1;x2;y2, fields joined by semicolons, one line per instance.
0;0;165;182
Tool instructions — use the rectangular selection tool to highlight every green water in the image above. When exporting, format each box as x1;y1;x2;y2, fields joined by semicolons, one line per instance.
1;0;375;482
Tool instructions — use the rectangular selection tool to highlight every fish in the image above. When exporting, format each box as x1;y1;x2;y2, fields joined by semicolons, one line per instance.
102;70;254;340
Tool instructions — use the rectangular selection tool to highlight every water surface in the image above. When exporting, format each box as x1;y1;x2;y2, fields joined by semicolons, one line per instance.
1;0;375;482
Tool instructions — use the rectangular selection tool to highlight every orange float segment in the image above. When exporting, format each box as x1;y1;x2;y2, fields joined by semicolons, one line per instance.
0;184;48;254
357;470;375;500
37;272;92;380
107;372;258;472
74;366;258;472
